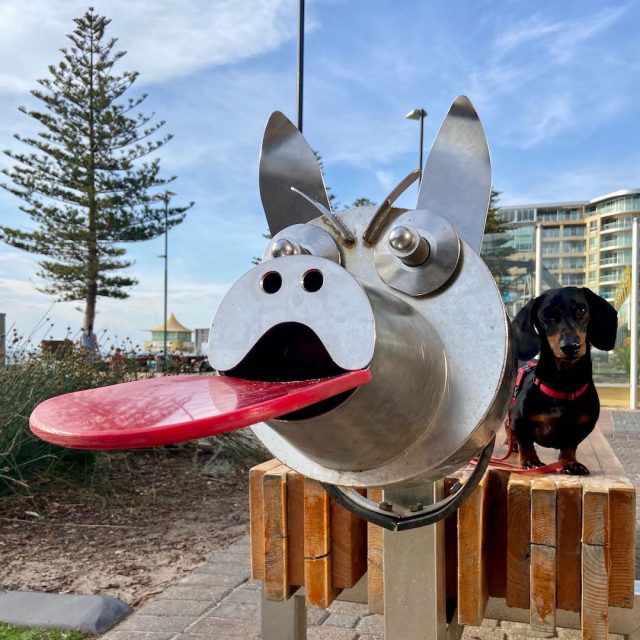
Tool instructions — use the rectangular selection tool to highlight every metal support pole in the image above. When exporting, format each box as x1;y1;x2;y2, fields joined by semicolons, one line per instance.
0;312;5;365
383;481;447;640
419;113;425;183
535;223;543;297
261;586;306;640
163;196;169;374
296;0;305;132
630;217;638;409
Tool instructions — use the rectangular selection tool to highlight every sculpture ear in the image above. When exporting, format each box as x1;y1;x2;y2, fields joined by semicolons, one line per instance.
259;111;332;236
582;288;618;351
511;297;541;361
417;96;491;253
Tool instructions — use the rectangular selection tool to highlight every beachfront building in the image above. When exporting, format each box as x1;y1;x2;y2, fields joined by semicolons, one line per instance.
491;189;640;317
144;312;194;353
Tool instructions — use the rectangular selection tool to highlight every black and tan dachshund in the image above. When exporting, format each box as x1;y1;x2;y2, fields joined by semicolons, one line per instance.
509;287;618;475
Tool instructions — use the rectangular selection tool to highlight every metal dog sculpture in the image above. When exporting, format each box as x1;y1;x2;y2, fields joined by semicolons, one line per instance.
31;97;514;529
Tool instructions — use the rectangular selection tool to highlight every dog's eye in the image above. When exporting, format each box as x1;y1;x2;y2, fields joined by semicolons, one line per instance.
575;305;587;318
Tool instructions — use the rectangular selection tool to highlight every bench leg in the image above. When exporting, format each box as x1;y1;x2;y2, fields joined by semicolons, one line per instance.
261;585;307;640
383;481;447;640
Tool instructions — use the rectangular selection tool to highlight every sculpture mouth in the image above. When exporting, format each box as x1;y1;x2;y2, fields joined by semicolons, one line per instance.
225;322;356;420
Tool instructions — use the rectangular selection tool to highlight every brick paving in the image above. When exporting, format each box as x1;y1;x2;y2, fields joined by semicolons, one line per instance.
101;409;640;640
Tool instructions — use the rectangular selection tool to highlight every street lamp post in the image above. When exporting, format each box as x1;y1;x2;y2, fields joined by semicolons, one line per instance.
405;108;428;182
297;0;305;132
159;191;175;374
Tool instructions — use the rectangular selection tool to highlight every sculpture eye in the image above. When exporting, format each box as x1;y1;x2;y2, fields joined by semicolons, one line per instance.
263;224;341;265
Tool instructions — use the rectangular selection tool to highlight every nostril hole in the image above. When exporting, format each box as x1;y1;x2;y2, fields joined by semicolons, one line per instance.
302;269;323;292
261;271;282;294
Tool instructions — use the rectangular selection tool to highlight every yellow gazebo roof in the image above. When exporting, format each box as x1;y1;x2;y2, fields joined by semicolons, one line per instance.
149;312;192;333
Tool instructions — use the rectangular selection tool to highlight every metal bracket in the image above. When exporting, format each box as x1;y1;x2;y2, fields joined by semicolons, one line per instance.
323;436;495;531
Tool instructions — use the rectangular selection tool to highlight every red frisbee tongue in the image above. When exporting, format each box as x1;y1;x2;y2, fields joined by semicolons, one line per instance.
29;370;371;450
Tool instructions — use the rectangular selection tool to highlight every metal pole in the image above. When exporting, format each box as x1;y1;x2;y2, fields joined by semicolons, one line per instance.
630;217;638;409
163;195;169;374
418;113;425;183
296;0;305;132
535;223;543;297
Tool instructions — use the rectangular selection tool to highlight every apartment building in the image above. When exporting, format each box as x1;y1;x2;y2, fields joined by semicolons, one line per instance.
492;189;640;317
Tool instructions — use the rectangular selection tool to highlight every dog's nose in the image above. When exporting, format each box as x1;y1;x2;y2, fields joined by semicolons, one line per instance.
560;341;581;357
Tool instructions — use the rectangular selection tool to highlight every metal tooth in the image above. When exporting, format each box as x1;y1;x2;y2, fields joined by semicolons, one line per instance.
271;238;304;258
388;225;430;267
379;501;394;512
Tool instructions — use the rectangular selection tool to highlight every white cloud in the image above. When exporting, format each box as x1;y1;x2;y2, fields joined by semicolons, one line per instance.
0;0;298;93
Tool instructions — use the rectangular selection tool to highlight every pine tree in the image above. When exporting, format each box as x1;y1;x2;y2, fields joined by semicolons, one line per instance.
481;189;514;294
0;9;193;331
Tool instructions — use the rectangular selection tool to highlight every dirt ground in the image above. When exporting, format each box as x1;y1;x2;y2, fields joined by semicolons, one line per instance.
0;448;259;606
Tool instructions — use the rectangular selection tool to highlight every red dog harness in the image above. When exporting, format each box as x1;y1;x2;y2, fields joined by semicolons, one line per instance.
486;360;589;474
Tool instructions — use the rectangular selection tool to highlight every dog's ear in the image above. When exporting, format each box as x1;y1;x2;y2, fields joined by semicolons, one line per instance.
511;298;541;360
582;287;618;351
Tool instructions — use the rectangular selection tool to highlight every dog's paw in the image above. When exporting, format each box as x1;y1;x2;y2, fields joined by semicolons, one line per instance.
562;461;590;475
521;458;544;470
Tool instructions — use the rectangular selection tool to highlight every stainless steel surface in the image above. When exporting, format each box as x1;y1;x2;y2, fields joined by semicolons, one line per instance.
211;253;448;472
271;238;303;258
388;225;431;266
259;111;331;236
264;224;341;265
417;96;491;253
211;100;513;488
362;169;420;244
290;186;355;244
383;481;447;640
375;209;461;296
209;256;375;373
266;279;448;470
248;206;513;487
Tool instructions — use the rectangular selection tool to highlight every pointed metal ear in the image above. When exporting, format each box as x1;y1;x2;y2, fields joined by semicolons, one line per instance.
259;111;332;236
416;96;491;253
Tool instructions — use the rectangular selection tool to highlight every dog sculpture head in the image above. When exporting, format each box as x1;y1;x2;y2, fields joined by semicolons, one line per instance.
512;287;618;363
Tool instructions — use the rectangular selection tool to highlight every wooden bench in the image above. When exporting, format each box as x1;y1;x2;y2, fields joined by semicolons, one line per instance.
249;426;638;640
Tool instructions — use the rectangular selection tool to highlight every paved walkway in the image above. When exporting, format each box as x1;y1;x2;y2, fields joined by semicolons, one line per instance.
101;409;640;640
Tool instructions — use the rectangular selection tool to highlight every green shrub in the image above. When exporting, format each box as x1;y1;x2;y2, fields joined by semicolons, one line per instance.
0;331;268;494
0;343;131;494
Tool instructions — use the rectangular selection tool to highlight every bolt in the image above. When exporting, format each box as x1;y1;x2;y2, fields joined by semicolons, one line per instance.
409;502;424;512
379;501;393;512
388;225;430;266
271;238;301;258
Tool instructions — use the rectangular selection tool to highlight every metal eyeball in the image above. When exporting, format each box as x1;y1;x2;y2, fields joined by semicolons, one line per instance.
263;223;341;265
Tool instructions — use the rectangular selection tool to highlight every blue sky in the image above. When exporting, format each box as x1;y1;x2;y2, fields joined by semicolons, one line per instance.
0;0;639;349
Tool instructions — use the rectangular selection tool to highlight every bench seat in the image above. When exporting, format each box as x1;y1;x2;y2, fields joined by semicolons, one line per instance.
249;425;636;639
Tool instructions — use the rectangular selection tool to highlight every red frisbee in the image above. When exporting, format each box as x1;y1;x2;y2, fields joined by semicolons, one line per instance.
29;370;371;450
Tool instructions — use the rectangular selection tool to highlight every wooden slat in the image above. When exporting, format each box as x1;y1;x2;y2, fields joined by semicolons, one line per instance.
506;473;532;609
303;478;338;608
608;478;635;608
530;476;557;632
581;477;609;640
249;458;282;579
555;475;582;612
457;469;490;625
263;464;291;600
330;489;367;589
367;488;384;614
444;477;459;601
487;470;509;598
286;469;305;587
581;544;609;640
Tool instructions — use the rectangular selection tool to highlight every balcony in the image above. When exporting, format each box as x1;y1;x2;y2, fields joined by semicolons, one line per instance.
601;220;632;234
